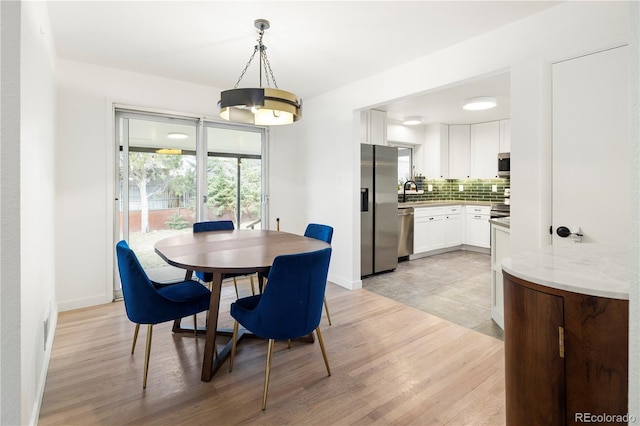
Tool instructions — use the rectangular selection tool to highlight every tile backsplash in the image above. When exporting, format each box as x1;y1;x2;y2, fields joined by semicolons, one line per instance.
398;178;510;203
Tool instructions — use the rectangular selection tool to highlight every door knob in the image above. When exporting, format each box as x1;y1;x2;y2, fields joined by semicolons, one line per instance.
557;226;583;242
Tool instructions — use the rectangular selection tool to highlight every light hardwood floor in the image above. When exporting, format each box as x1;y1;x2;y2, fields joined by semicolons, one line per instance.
39;280;505;425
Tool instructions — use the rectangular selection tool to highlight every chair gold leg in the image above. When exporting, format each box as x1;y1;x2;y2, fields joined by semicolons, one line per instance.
131;323;140;354
229;321;239;372
250;275;256;295
262;339;275;410
143;325;153;388
315;327;331;376
323;297;332;325
287;339;291;349
233;277;239;298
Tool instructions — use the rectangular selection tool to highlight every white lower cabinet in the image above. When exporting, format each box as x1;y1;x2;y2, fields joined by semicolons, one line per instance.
490;222;510;330
414;207;444;253
414;206;462;254
464;206;491;248
443;207;462;247
413;205;490;256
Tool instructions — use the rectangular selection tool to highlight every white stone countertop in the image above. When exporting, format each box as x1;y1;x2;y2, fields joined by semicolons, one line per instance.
501;244;629;300
489;217;510;228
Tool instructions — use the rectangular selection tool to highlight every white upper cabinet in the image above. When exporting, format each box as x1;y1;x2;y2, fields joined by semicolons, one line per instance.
369;109;388;146
448;124;471;178
423;123;449;178
360;109;388;145
499;119;511;152
471;121;500;178
422;120;508;179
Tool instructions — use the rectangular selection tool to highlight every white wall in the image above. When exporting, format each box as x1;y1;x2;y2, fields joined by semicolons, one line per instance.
0;1;58;424
20;2;57;423
0;3;23;425
55;60;224;311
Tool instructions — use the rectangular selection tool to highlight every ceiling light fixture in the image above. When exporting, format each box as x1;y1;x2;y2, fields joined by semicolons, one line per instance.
402;117;422;126
218;19;302;126
463;96;497;111
167;132;188;139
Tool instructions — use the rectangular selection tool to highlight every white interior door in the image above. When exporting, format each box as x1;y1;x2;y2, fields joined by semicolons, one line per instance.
551;46;629;246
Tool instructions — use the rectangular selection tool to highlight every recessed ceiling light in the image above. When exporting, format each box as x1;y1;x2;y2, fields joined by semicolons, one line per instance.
402;117;422;126
167;132;188;139
463;96;497;111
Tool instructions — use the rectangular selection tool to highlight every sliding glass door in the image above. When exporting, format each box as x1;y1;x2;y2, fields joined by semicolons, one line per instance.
204;125;264;229
115;110;267;298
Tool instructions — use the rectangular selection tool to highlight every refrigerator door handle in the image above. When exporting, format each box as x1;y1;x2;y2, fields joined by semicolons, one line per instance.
361;188;369;212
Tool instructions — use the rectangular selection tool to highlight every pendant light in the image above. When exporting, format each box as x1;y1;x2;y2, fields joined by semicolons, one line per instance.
218;19;302;126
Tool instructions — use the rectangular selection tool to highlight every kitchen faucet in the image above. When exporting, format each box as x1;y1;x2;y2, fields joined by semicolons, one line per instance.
402;180;417;202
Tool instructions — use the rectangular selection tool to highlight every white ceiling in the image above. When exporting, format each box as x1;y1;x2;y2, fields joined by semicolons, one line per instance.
47;1;559;124
381;72;511;125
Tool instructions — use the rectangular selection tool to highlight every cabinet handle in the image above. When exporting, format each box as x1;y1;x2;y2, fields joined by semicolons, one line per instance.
559;326;565;358
429;217;434;221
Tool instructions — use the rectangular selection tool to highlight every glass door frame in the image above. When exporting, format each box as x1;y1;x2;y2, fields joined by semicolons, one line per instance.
114;107;269;300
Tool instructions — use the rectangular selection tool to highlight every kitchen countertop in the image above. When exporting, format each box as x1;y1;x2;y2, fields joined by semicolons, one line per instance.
398;200;493;208
501;244;629;300
489;217;510;228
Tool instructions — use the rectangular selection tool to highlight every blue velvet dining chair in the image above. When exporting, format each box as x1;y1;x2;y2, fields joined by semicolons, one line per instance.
228;247;333;410
193;220;256;297
304;223;334;325
115;240;211;388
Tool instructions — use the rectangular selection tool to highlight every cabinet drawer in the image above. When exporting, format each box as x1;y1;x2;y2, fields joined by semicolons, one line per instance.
414;207;444;218
467;213;489;220
467;205;491;215
444;205;462;215
415;215;441;223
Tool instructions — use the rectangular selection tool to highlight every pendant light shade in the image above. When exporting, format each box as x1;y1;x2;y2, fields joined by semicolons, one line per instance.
219;87;302;125
218;19;302;126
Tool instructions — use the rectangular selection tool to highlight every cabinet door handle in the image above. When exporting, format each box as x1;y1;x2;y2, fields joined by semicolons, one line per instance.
559;326;565;358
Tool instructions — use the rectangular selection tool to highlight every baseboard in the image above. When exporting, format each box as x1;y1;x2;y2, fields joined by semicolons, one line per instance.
30;308;58;426
57;294;113;312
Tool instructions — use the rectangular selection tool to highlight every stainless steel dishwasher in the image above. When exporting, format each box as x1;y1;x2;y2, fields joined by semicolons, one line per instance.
397;207;414;258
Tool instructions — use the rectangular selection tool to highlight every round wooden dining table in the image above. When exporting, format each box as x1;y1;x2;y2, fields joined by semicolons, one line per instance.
154;229;330;382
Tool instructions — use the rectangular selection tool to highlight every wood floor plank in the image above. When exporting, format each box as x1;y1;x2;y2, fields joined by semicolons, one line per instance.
39;281;505;425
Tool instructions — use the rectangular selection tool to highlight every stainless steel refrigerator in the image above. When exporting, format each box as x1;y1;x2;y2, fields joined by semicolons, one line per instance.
361;144;398;277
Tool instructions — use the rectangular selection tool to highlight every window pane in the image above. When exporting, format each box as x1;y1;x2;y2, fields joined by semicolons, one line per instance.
398;147;412;183
122;118;197;271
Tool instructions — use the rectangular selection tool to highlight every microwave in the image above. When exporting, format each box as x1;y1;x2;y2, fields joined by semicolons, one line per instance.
498;152;510;177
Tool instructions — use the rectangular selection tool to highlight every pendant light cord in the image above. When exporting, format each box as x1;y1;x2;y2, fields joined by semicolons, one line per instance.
232;25;279;90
